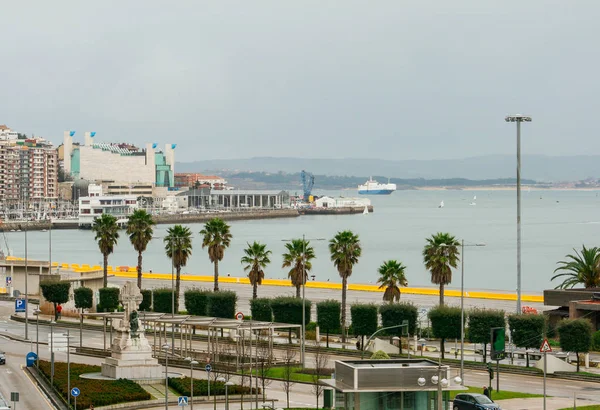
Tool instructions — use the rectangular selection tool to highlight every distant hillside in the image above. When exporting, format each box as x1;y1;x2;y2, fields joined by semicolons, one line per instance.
176;155;600;181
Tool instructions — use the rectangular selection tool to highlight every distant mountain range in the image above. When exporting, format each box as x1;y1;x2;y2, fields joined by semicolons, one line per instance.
177;155;600;182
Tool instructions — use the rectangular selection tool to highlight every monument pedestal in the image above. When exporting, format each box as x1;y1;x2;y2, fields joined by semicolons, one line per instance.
101;328;164;380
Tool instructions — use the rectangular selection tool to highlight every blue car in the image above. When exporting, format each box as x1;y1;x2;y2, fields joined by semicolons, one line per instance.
453;393;501;410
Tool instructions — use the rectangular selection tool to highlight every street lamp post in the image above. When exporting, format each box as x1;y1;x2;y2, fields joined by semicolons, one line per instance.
505;114;532;315
163;343;170;410
225;381;234;410
34;309;41;368
281;235;325;368
361;323;409;360
185;357;199;410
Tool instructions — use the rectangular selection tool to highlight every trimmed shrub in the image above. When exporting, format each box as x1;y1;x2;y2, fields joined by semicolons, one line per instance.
317;300;341;337
169;377;256;397
429;305;463;359
207;291;237;318
379;303;418;336
98;287;119;312
153;288;175;314
558;319;593;372
350;304;378;337
40;280;71;320
184;288;211;316
508;314;545;367
74;287;93;310
370;350;390;359
250;297;273;322
592;330;600;351
271;296;312;326
468;309;506;362
139;289;152;311
305;321;318;331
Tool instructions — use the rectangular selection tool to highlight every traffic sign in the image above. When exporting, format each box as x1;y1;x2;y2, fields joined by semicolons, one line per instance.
10;392;19;402
178;396;188;406
48;334;69;352
6;276;11;285
236;311;244;321
205;364;212;373
15;298;26;313
71;387;80;397
540;338;552;353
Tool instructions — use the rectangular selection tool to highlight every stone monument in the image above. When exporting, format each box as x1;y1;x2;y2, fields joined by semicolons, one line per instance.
101;282;163;380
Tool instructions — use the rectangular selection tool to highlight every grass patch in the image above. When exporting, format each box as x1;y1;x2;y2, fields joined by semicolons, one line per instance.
450;386;543;401
244;367;329;383
168;377;255;396
37;360;150;410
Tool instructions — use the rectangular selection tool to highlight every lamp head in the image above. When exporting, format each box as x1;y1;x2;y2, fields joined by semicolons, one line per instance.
505;114;532;122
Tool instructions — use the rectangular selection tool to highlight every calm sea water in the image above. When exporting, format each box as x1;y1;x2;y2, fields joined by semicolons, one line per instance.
3;189;599;292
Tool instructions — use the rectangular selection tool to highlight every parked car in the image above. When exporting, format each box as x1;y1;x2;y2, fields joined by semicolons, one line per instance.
453;393;501;410
0;352;6;365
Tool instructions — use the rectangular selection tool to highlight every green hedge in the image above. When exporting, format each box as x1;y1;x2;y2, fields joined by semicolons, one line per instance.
207;291;237;318
250;298;272;322
468;309;506;362
98;287;120;312
184;289;211;316
38;360;150;409
593;330;600;351
168;377;256;397
139;289;152;311
429;306;462;340
317;300;341;334
153;288;175;314
508;314;545;350
74;287;93;310
271;296;312;326
350;304;378;336
379;303;418;336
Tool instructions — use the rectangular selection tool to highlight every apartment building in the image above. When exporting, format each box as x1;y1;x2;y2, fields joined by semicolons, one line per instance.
0;126;58;204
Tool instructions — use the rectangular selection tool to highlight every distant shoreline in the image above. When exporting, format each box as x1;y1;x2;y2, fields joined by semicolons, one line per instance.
416;186;600;191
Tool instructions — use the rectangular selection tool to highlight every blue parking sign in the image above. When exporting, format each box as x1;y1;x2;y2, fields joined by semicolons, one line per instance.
15;299;26;313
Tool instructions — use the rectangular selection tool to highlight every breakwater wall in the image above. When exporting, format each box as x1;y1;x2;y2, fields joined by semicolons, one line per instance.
300;205;373;215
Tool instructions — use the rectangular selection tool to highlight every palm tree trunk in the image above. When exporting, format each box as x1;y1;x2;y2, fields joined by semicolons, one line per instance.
341;275;348;344
483;342;487;362
103;253;108;288
214;259;219;291
576;352;580;372
176;266;181;312
441;338;445;359
439;282;445;306
137;250;143;290
296;283;301;298
253;282;257;300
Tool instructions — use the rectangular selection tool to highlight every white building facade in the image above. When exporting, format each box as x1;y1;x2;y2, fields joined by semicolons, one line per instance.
78;184;138;227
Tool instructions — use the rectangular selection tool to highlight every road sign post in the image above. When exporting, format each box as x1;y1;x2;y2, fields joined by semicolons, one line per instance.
205;364;212;401
71;387;80;409
540;338;552;410
15;298;26;313
178;396;189;406
235;312;244;321
10;392;19;410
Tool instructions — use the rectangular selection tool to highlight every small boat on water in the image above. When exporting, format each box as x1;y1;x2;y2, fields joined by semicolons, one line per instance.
363;206;369;214
470;195;476;206
439;201;444;208
358;177;396;195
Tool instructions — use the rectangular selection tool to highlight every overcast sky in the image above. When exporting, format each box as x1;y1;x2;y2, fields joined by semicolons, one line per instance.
1;1;597;162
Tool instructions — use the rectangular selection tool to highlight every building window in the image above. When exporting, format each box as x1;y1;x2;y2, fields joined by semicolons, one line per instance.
82;209;90;214
93;209;103;214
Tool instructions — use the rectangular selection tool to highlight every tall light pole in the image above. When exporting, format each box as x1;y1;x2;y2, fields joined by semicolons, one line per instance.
19;223;29;340
505;114;532;314
185;357;199;410
34;309;41;368
162;343;170;410
282;235;325;368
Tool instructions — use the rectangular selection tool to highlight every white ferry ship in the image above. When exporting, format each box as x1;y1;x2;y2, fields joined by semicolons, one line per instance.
357;177;396;195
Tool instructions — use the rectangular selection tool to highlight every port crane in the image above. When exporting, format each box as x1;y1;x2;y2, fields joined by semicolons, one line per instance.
300;170;315;200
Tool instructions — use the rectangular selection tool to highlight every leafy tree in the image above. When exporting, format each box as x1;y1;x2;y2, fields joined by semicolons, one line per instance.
350;304;378;350
40;281;71;321
139;289;152;311
271;296;311;342
207;291;237;318
558;319;593;372
467;309;506;362
250;298;273;322
184;289;211;316
74;287;93;337
379;302;418;352
423;232;460;306
126;209;155;289
428;305;462;359
508;314;545;367
329;230;362;343
552;246;600;289
200;217;232;291
164;225;193;311
98;287;120;312
370;350;390;359
92;214;119;287
153;288;174;314
377;260;408;303
317;300;341;347
241;241;271;299
282;238;315;298
592;330;600;351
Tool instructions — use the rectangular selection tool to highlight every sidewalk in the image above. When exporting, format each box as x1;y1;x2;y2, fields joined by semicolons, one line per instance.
497;397;600;410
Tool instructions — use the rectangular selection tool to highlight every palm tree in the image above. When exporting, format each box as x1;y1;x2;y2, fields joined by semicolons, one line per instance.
552;246;600;289
164;225;193;312
422;232;460;306
126;209;155;289
377;260;408;303
200;218;232;291
241;241;272;299
92;214;119;288
282;239;315;298
329;230;362;344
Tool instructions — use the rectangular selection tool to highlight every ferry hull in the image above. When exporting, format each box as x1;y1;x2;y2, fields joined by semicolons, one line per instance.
358;189;394;195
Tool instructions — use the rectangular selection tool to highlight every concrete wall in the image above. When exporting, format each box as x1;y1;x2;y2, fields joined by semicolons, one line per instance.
78;145;155;183
544;289;600;307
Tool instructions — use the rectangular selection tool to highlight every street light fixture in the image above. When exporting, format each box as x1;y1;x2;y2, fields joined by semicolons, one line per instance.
184;357;199;410
162;343;170;410
505;114;532;315
361;323;409;360
281;235;325;368
33;309;41;367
